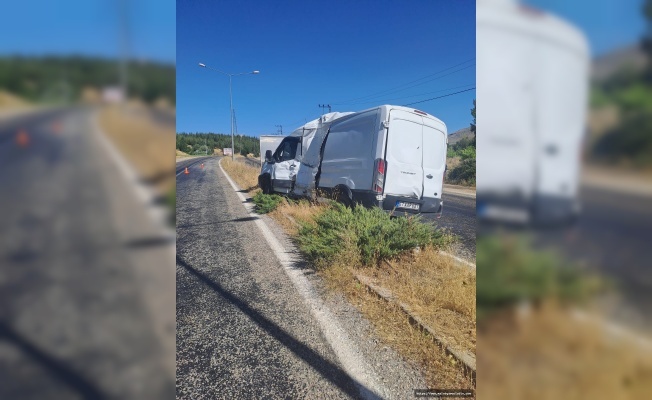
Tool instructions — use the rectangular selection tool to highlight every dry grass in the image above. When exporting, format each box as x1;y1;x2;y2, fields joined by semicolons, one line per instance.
0;90;31;109
478;302;652;400
322;262;475;390
269;200;326;235
274;201;476;388
220;157;260;195
446;156;461;174
360;247;476;357
99;104;175;193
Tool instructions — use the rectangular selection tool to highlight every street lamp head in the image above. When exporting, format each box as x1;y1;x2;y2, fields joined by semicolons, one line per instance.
198;63;206;67
252;70;260;74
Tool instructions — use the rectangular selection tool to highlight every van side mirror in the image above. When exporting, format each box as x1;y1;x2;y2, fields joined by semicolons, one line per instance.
265;150;274;163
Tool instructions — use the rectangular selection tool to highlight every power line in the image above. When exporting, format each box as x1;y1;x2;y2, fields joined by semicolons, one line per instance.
338;83;476;107
402;87;475;106
331;57;475;105
333;64;475;105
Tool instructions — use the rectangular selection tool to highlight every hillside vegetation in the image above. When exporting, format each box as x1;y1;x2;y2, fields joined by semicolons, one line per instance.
0;56;175;104
177;132;260;157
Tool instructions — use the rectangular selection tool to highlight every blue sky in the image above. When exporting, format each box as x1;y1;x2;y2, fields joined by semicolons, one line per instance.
177;0;476;136
527;0;645;56
0;0;175;63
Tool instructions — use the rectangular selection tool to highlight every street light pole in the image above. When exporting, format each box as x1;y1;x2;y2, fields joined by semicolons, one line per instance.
199;63;259;161
229;75;234;160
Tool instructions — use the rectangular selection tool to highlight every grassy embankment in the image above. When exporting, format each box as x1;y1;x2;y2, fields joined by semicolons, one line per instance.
98;104;176;223
475;235;652;399
221;157;475;389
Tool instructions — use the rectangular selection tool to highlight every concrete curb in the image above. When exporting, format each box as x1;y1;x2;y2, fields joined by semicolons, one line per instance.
353;274;476;381
443;184;476;199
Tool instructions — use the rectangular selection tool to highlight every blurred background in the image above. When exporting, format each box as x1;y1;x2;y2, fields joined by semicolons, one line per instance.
477;0;652;398
0;0;175;398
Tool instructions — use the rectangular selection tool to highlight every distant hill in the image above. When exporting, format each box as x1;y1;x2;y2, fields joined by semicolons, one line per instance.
448;126;474;145
592;44;648;82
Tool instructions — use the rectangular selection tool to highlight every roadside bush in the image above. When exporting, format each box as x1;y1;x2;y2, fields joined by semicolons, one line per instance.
446;136;476;186
592;111;652;166
252;192;285;214
476;235;604;321
298;203;450;267
447;157;476;186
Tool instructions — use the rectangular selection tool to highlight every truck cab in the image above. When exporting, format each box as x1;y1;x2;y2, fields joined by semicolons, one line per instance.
259;112;352;195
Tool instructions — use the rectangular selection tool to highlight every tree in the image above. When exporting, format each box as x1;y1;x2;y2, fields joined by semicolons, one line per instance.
642;0;652;81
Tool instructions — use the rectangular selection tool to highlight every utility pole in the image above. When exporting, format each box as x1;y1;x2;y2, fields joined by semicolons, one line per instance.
233;109;239;154
275;124;283;135
118;0;130;104
318;104;331;114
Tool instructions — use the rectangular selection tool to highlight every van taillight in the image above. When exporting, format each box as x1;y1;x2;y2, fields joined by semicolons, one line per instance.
373;158;386;193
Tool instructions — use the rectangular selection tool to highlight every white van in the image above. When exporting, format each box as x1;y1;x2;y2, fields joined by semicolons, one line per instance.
293;105;448;215
258;112;353;194
477;0;589;224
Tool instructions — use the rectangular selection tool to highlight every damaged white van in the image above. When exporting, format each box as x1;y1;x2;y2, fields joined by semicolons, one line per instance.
258;112;353;194
477;0;589;224
293;105;448;216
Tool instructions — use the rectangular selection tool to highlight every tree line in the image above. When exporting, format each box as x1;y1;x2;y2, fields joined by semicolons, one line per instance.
177;133;261;157
0;56;175;104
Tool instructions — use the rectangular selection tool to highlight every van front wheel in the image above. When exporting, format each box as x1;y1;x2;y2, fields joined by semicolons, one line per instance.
260;175;272;194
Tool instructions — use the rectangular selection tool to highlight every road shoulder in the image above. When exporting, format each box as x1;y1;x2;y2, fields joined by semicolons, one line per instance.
217;158;428;399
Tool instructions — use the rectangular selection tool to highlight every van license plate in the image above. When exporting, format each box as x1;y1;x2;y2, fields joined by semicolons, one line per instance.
396;201;419;211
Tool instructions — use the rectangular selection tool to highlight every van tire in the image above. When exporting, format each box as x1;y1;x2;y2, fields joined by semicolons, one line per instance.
334;186;353;208
260;175;272;194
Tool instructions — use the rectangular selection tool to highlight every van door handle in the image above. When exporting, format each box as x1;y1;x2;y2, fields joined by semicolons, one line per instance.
426;174;433;179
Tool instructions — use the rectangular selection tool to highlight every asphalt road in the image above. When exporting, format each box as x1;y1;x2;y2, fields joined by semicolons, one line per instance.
175;155;214;175
0;107;175;399
424;193;476;261
176;157;362;399
534;186;652;331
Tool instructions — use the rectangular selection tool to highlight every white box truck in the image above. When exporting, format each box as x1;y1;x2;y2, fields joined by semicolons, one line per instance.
293;105;448;215
477;0;589;224
258;112;353;194
258;135;285;165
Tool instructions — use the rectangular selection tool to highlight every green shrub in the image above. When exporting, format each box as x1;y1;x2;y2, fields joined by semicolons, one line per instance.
593;111;652;166
476;235;603;320
447;157;476;186
297;203;450;267
252;192;285;214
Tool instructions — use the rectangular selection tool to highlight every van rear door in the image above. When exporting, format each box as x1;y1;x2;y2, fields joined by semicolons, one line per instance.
422;124;446;199
384;110;424;199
